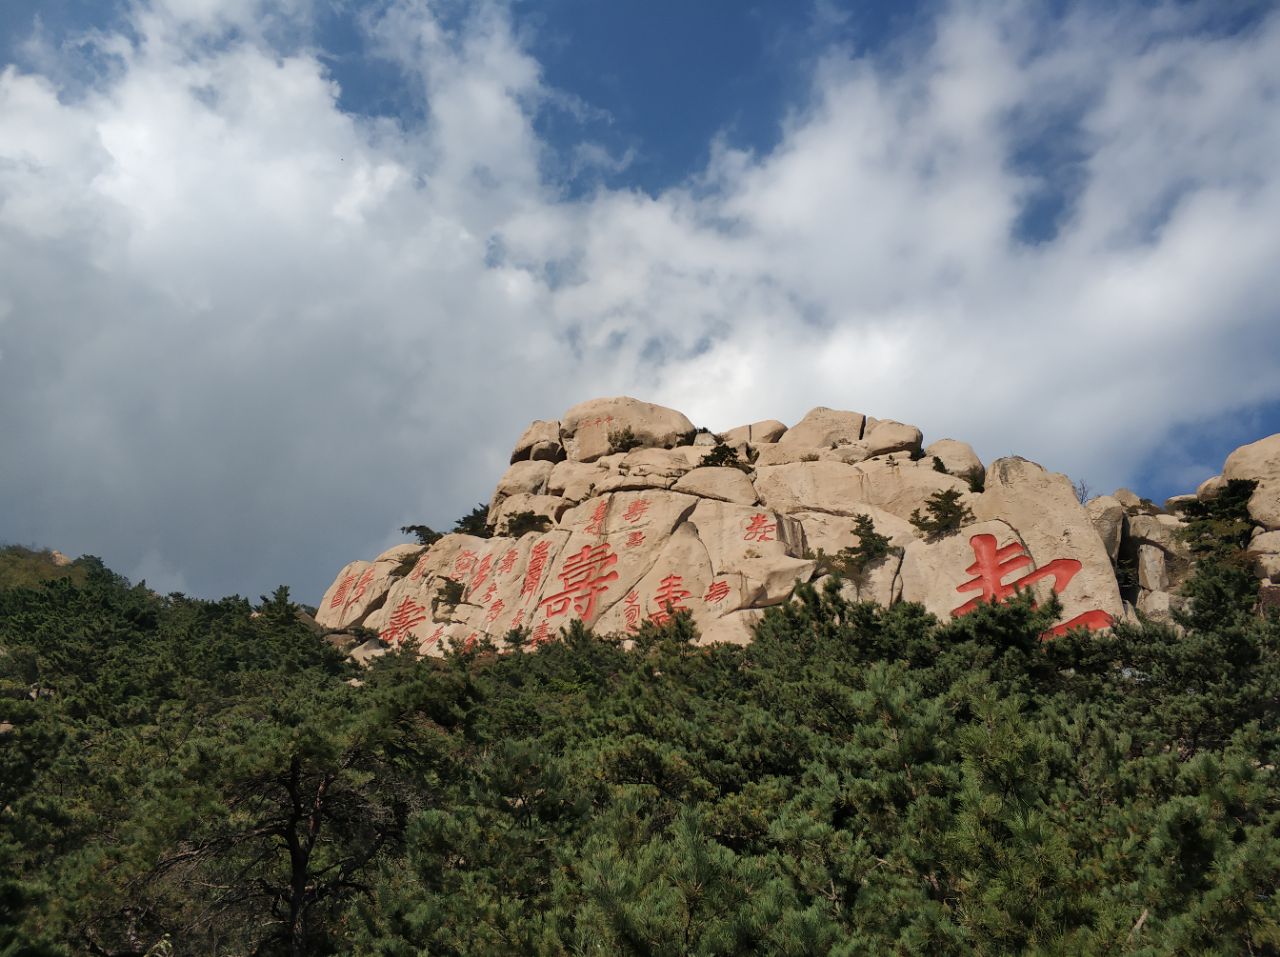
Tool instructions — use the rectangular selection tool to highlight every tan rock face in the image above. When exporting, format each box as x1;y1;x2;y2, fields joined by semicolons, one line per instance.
560;396;695;463
1085;495;1126;562
510;419;562;463
722;419;788;445
323;399;1280;657
490;460;555;514
967;457;1123;631
1223;433;1280;529
547;460;607;504
924;439;984;481
776;407;866;449
672;467;759;505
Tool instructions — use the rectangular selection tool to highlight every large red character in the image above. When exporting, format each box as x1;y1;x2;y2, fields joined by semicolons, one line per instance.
540;543;619;621
381;596;427;648
704;580;730;604
522;541;552;597
623;591;642;633
350;568;376;604
649;574;692;625
951;533;1113;637
744;513;776;543
329;573;356;609
497;549;519;575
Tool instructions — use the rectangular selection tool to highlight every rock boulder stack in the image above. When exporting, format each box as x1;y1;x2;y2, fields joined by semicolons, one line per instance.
315;397;1280;660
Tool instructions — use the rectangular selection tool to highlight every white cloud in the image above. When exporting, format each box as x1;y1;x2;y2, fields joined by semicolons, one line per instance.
1;0;1278;600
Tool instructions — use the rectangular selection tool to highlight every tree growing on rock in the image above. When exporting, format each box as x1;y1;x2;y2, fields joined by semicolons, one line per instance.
910;489;975;541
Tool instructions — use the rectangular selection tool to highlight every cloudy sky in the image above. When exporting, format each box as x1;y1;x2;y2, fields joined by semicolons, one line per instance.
2;0;1278;602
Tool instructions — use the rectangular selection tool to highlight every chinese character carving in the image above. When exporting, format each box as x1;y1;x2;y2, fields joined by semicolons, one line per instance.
522;541;551;597
703;580;730;604
584;499;610;536
381;596;427;648
649;574;691;625
329;573;356;609
539;543;619;621
951;533;1113;637
622;499;651;523
744;513;777;543
625;531;646;548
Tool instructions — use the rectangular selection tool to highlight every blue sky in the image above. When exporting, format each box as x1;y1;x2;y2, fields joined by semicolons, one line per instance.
1;0;1278;601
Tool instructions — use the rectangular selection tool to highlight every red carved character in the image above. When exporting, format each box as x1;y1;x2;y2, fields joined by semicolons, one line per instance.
511;608;525;629
423;625;445;647
584;498;610;536
452;549;479;580
498;548;519;575
485;598;505;624
622;498;651;523
480;581;498;605
743;513;777;543
539;543;619;621
530;619;552;646
408;555;431;582
649;574;692;625
623;591;642;633
380;596;427;648
625;531;646;548
951;533;1113;637
329;573;356;608
470;554;494;591
350;568;376;604
521;541;552;597
703;580;731;604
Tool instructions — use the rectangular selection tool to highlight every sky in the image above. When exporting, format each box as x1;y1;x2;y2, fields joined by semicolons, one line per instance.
2;0;1279;602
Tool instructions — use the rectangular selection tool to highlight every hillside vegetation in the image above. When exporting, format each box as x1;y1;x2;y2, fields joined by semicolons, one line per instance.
0;545;91;591
0;544;1277;954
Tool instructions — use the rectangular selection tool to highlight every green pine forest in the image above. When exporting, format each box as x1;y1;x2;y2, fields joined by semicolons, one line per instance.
1;487;1278;955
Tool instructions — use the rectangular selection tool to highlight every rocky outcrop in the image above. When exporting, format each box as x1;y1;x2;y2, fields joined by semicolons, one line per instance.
316;397;1280;656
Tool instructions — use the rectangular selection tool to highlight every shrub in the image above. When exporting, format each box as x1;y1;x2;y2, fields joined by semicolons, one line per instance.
607;426;643;454
910;489;975;540
433;579;464;611
400;525;443;547
701;442;749;471
932;456;948;474
961;466;985;493
502;511;552;538
453;504;492;539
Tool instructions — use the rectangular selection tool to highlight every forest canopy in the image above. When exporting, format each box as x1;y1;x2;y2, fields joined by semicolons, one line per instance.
0;546;1277;955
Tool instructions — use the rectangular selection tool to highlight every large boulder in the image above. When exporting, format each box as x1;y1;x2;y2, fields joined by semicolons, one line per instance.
489;460;555;514
560;397;695;463
776;407;866;450
924;439;984;482
1085;495;1126;562
1223;433;1280;529
510;419;563;463
722;419;788;445
672;466;759;505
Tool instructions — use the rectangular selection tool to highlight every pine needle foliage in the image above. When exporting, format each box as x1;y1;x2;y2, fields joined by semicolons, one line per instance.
1;552;1277;955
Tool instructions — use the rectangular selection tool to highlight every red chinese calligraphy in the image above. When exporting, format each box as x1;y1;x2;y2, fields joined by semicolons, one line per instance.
625;531;646;548
408;555;431;582
584;499;610;536
704;580;731;604
423;625;445;647
485;598;505;624
512;608;525;629
624;591;642;632
622;498;651;523
498;548;519;575
452;549;479;580
470;554;493;591
480;581;497;605
951;534;1113;637
380;596;427;648
649;574;692;625
530;619;552;646
539;543;619;621
350;568;376;603
329;573;356;608
744;513;776;542
522;541;551;597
